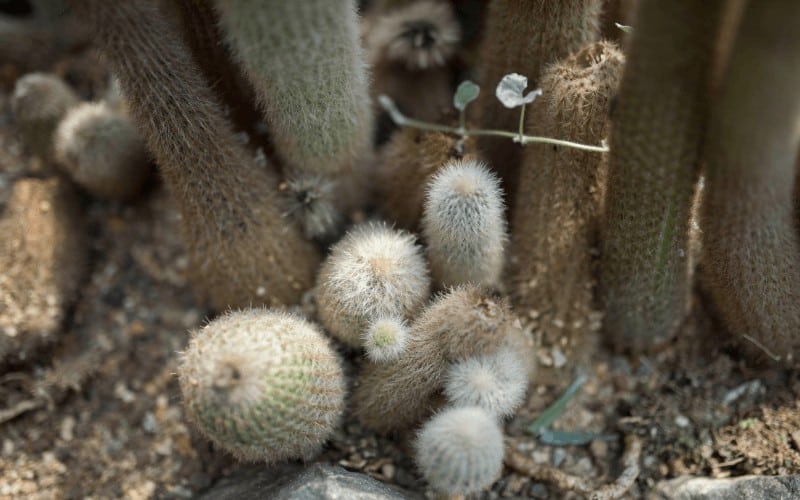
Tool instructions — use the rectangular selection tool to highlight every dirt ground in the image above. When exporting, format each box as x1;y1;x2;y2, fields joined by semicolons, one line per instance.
2;41;799;500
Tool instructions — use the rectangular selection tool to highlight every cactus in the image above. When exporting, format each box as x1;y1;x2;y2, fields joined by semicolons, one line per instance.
178;309;346;463
0;177;86;365
364;0;460;124
363;316;410;363
701;0;800;366
443;345;528;418
422;158;507;289
53;101;150;201
511;41;624;352
414;405;504;495
473;0;602;201
316;222;430;348
599;0;724;352
353;285;531;433
377;128;477;230
213;0;371;178
69;0;320;310
10;73;79;159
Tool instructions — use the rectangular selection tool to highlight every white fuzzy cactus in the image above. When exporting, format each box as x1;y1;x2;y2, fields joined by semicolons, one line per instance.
444;346;529;418
422;159;508;288
316;222;431;348
415;405;504;495
363;315;410;363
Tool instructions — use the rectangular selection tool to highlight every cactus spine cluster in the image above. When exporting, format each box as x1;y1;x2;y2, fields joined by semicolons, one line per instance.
178;309;346;463
10;73;79;160
54;101;149;201
599;0;724;352
316;222;431;348
473;0;602;199
353;285;529;433
701;0;800;365
414;406;504;495
69;0;320;310
214;0;371;178
422;159;507;288
511;41;624;350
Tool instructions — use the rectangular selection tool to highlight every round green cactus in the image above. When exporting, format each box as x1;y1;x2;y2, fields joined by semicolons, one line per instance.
178;309;347;463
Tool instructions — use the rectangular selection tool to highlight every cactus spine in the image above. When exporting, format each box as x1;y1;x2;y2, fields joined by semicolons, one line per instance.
54;101;150;201
701;0;800;366
10;73;79;159
422;159;507;288
69;0;319;310
414;406;504;495
511;41;624;351
473;0;602;200
178;309;346;463
353;285;528;433
316;222;431;348
214;0;371;178
0;178;86;365
599;0;724;351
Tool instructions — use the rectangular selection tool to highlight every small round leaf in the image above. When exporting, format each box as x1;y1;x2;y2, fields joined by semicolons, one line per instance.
496;73;542;109
453;80;480;112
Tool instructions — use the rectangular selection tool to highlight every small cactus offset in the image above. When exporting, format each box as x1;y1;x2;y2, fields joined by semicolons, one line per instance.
353;285;531;433
316;222;431;348
422;158;507;289
443;345;529;418
363;316;410;363
54;101;150;201
414;405;504;496
377;128;477;230
178;309;347;463
10;73;79;159
214;0;371;178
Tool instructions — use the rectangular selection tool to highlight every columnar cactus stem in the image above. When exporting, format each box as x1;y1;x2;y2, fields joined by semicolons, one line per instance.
701;0;800;366
511;41;624;352
178;309;346;463
599;0;724;351
69;0;320;310
473;0;602;201
214;0;371;178
353;285;530;433
422;159;507;288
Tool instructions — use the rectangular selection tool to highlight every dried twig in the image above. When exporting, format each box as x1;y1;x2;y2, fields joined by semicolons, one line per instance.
505;435;642;500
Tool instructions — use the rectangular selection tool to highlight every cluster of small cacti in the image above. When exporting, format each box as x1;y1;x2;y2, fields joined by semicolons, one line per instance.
11;72;150;200
4;0;800;497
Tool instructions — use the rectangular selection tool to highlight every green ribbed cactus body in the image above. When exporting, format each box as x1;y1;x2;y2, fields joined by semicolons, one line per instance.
179;310;346;463
215;0;371;176
701;0;800;366
600;0;724;352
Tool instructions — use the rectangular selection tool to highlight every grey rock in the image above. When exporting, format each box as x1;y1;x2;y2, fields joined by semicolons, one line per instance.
198;463;420;500
651;475;800;500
